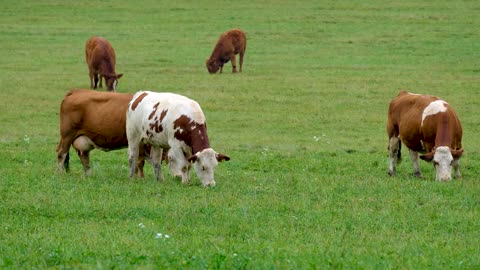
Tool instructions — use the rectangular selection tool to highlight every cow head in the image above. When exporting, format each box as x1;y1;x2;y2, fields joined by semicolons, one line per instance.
420;146;464;181
206;59;220;74
103;73;123;91
188;148;230;187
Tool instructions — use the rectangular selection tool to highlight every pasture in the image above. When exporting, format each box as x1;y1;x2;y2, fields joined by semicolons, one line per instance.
1;0;480;268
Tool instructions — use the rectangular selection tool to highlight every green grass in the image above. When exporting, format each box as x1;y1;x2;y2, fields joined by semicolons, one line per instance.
1;0;480;268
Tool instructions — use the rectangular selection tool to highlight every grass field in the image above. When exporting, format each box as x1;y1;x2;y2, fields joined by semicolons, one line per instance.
1;0;480;268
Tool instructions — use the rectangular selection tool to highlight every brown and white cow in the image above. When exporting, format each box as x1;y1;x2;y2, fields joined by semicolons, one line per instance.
206;28;246;74
85;36;123;91
56;89;149;176
386;91;463;181
126;91;230;186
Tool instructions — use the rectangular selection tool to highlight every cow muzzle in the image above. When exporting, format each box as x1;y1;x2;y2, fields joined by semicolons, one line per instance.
202;180;216;187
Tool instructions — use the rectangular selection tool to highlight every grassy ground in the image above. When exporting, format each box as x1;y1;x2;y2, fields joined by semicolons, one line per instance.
1;0;480;268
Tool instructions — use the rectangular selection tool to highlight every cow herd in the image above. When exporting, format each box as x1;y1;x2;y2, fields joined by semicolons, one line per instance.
56;28;464;185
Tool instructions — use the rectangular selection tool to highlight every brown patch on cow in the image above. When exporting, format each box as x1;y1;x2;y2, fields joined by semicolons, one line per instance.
173;115;210;153
159;109;168;122
148;102;161;120
131;92;148;111
148;107;167;134
149;120;163;133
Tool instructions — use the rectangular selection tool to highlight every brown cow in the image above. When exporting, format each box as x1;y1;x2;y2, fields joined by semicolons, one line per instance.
386;91;463;181
85;36;123;91
206;28;246;74
56;89;149;176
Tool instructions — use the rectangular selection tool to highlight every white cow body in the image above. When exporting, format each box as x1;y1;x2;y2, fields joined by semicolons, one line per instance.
126;91;229;186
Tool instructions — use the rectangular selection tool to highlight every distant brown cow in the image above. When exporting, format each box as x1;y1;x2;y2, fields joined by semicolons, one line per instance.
85;36;123;91
56;89;150;176
206;29;246;74
387;91;463;181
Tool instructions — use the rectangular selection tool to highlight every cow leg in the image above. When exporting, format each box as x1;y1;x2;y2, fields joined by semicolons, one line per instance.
56;137;73;173
150;146;164;181
167;149;190;184
56;150;70;173
408;149;423;178
72;136;95;175
128;135;142;178
136;157;145;178
99;74;103;88
239;51;244;72
181;164;191;185
128;145;140;178
77;150;91;176
230;53;237;73
89;70;95;89
135;143;147;178
219;64;224;74
93;73;99;89
452;158;462;179
388;136;401;176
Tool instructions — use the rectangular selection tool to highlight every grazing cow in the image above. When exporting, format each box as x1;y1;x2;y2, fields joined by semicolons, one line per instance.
126;91;230;186
386;91;463;181
206;28;246;74
56;89;149;176
85;36;123;91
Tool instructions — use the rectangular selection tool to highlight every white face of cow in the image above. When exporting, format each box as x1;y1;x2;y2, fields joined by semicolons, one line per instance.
191;148;219;187
432;146;454;181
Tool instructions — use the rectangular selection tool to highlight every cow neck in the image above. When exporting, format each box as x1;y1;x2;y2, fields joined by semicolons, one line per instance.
191;124;210;154
173;115;210;155
434;114;454;148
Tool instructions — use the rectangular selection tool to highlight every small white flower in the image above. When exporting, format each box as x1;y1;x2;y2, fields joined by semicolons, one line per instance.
164;234;170;238
155;233;163;239
24;135;30;144
138;223;145;228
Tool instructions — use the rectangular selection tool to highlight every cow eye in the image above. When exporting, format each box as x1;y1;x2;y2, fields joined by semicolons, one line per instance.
433;161;439;167
202;166;206;171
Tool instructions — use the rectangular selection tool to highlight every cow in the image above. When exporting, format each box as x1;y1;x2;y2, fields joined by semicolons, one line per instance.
386;91;463;181
126;91;230;187
56;89;150;176
85;36;123;91
206;28;246;74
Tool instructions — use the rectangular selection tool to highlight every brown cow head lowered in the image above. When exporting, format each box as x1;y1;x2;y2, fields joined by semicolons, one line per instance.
206;58;221;74
103;73;123;91
420;146;464;181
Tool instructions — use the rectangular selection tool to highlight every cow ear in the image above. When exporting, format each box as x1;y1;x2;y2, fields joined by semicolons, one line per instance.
216;153;230;162
452;148;464;158
188;155;198;163
117;73;123;79
420;152;434;162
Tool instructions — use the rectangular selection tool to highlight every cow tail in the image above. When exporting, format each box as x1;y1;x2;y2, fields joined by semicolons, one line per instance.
64;152;70;172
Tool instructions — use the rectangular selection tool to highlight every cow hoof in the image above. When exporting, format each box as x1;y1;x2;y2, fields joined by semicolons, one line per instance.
414;172;423;178
388;171;395;177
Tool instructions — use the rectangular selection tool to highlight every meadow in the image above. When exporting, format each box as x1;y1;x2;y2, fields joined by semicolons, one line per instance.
1;0;480;268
